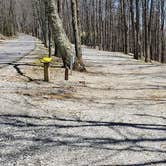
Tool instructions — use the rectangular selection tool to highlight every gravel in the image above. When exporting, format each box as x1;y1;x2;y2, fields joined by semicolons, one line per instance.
0;35;166;166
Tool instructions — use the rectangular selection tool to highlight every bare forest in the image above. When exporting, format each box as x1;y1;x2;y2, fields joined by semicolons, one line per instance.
0;0;166;63
0;0;166;165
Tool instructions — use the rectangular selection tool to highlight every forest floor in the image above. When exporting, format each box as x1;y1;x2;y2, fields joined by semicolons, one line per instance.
0;35;166;166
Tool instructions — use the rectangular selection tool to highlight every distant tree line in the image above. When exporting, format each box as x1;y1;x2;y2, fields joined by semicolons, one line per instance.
0;0;165;63
77;0;166;63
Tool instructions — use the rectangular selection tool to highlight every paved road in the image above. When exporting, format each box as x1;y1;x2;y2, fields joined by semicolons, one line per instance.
0;36;166;166
0;34;35;67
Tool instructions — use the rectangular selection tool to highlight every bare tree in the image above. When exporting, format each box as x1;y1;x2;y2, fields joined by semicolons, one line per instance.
0;0;166;63
71;0;86;71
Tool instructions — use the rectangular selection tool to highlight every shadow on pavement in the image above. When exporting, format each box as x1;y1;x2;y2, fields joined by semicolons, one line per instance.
0;114;166;165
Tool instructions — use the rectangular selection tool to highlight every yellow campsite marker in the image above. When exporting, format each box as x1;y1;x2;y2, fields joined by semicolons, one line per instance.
40;56;52;82
40;57;52;63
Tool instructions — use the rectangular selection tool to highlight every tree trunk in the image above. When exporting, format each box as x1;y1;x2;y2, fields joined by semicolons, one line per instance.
135;0;140;59
143;0;150;62
71;0;86;71
48;0;71;67
122;0;128;54
130;0;136;58
148;0;153;61
48;0;84;70
160;0;165;63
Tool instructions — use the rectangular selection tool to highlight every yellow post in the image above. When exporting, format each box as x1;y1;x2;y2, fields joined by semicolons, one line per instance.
40;56;52;82
44;63;49;82
65;67;69;81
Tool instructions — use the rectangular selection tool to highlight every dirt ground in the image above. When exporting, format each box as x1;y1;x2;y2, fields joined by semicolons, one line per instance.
0;37;166;166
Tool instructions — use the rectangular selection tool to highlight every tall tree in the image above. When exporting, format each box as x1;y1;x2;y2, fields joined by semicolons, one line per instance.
161;0;165;63
135;0;140;59
130;0;136;58
142;0;150;62
47;0;72;67
1;0;166;63
148;0;154;61
48;0;85;70
71;0;86;71
122;0;128;54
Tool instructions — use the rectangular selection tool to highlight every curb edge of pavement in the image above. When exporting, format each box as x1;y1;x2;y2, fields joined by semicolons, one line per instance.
0;36;38;69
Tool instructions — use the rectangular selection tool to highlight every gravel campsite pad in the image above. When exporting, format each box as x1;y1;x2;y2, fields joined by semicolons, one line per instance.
0;35;166;165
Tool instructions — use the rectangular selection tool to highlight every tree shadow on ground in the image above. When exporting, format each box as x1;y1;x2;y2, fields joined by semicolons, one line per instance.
134;114;166;120
108;159;166;166
0;114;166;131
0;114;166;165
6;62;62;82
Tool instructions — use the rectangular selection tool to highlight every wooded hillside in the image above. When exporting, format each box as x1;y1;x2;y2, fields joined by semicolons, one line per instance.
0;0;165;63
